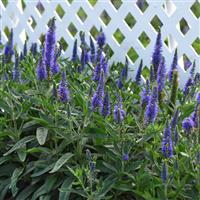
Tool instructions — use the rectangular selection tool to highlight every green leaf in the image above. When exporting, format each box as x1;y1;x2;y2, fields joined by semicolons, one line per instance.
97;176;117;198
180;152;190;158
17;144;27;162
31;163;54;177
0;184;9;200
0;156;11;165
36;127;48;145
16;185;38;200
59;176;74;200
10;167;24;197
3;136;35;156
31;175;57;200
50;153;73;173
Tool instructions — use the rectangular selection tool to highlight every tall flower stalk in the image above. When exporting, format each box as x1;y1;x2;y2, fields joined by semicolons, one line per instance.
114;96;125;123
101;90;111;117
157;57;166;107
58;71;70;103
145;87;158;124
36;48;47;81
135;59;143;84
168;49;178;82
91;70;104;111
152;30;162;78
45;17;56;76
4;29;14;63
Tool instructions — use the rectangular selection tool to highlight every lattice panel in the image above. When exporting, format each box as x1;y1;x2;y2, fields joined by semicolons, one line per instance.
0;0;199;86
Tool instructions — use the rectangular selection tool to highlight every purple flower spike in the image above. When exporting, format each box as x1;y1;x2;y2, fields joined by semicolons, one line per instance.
145;87;158;124
117;75;123;89
90;36;96;63
152;30;162;77
150;65;154;83
162;122;173;158
171;109;179;130
168;49;178;82
157;57;166;92
30;43;37;56
92;51;103;82
141;79;150;108
51;53;60;74
13;53;21;82
183;77;193;96
174;126;178;145
196;92;200;104
4;29;14;62
91;70;105;111
23;40;27;57
97;28;106;49
121;57;129;80
190;61;196;78
161;162;168;184
114;96;125;123
71;39;78;62
58;71;70;103
135;60;143;84
45;17;56;70
102;57;108;77
182;117;194;134
122;154;129;161
36;48;47;81
101;90;111;117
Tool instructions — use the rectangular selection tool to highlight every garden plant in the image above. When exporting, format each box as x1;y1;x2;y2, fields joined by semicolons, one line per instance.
0;17;200;200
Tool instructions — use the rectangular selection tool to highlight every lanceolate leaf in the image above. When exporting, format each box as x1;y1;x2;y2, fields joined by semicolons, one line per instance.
59;176;74;200
50;153;73;173
36;127;48;145
3;136;36;156
10;167;24;197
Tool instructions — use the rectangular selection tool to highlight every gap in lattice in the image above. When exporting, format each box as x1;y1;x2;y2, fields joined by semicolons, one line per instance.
183;54;192;71
77;7;88;23
36;1;45;16
124;13;136;29
162;0;176;17
67;0;74;4
113;29;125;45
104;44;114;58
136;0;149;13
164;35;177;52
100;10;111;26
68;23;78;37
28;16;37;31
142;66;150;79
3;26;10;40
1;0;8;8
110;0;122;10
55;4;65;19
88;0;97;7
179;18;190;35
10;12;19;27
90;26;99;40
150;15;163;32
19;29;29;44
39;33;45;45
59;37;68;51
192;37;200;55
127;47;139;63
138;31;150;48
17;0;26;13
190;1;200;19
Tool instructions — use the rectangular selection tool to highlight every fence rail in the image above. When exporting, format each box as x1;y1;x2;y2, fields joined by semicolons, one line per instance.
1;0;199;86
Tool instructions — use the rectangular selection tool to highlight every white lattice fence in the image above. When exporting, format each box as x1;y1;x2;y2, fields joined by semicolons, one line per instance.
0;0;199;86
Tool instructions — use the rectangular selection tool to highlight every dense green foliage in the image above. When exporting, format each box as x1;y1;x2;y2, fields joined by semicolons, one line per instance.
0;39;200;199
